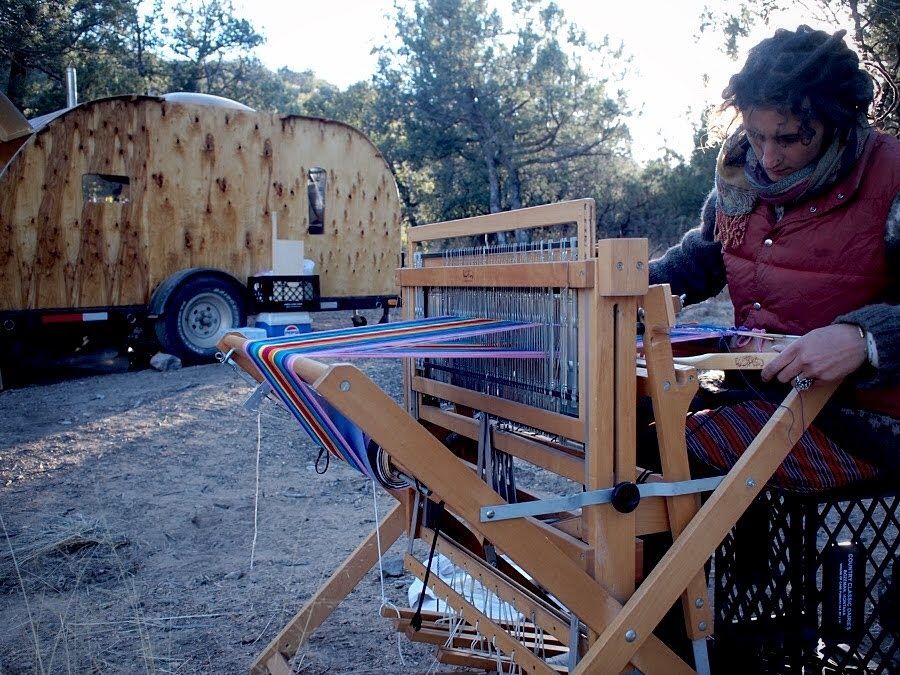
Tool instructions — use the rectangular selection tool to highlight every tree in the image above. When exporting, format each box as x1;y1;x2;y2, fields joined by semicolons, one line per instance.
0;0;135;113
374;0;632;227
68;1;171;103
0;0;291;120
847;0;899;134
195;57;295;110
119;0;169;93
164;0;263;93
285;70;378;126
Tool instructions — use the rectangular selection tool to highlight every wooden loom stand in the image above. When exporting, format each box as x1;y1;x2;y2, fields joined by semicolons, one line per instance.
401;200;689;670
225;198;837;674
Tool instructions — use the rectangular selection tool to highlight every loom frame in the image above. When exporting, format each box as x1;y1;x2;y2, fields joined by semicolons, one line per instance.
220;198;838;674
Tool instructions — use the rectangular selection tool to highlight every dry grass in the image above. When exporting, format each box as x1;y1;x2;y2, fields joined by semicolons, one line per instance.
675;292;733;326
0;513;206;674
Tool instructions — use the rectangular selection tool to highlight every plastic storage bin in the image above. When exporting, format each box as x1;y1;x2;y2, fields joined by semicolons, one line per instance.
712;483;900;673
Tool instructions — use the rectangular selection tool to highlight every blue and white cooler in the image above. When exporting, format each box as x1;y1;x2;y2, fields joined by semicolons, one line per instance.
252;312;313;338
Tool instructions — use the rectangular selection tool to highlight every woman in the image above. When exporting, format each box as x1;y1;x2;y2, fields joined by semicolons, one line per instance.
650;25;899;486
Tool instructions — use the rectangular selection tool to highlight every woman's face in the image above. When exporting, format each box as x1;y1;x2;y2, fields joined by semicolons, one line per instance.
743;107;826;181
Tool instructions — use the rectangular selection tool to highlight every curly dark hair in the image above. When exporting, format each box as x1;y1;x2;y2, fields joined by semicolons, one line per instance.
722;25;874;140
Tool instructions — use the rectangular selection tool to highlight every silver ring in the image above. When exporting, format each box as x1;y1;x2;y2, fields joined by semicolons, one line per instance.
793;376;814;391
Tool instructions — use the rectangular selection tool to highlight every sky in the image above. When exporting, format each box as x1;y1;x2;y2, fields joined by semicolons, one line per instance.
228;0;832;163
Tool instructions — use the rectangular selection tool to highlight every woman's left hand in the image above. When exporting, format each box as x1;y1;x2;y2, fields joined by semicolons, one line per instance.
760;324;867;384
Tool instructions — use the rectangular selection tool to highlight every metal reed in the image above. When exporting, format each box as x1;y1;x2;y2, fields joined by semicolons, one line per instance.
413;238;581;417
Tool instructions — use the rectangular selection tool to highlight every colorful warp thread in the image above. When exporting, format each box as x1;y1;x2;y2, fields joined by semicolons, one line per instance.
636;324;751;349
245;319;797;488
242;316;543;488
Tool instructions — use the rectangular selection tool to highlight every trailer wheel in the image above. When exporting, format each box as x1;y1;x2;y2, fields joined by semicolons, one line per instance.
155;275;246;361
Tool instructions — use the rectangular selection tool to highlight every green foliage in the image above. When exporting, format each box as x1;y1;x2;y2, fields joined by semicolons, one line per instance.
163;0;264;93
0;0;136;113
374;0;634;228
0;0;269;115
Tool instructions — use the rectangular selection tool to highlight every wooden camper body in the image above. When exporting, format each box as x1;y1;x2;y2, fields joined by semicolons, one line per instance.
0;94;401;313
219;199;836;674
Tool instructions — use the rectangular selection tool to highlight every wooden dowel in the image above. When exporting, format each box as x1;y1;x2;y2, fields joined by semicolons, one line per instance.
671;352;778;370
289;355;330;384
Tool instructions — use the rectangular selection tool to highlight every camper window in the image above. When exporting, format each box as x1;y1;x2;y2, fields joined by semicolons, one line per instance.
307;167;326;235
83;174;130;204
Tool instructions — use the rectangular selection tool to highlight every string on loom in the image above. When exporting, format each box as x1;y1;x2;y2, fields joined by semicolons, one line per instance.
423;604;452;675
250;409;262;570
423;597;464;675
676;331;801;447
639;324;805;457
492;636;503;673
533;611;545;659
370;481;406;668
421;576;467;673
471;619;484;652
445;606;464;648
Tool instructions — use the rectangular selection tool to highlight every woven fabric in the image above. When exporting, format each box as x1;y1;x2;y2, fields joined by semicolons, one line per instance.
685;400;881;493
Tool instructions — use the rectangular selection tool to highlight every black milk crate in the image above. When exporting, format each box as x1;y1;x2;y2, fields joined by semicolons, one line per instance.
712;483;900;673
249;275;320;311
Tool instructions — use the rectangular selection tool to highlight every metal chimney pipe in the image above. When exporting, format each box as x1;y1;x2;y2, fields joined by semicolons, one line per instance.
65;66;78;107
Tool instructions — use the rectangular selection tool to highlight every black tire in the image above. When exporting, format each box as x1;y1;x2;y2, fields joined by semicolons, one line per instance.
351;314;368;327
155;274;246;361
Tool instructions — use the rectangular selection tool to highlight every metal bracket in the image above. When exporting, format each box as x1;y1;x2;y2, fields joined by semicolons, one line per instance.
693;638;712;675
243;381;273;412
567;613;581;672
479;476;724;523
218;348;263;389
217;348;236;365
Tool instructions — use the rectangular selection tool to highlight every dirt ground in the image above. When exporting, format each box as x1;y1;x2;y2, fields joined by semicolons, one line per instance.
0;302;735;675
0;309;440;674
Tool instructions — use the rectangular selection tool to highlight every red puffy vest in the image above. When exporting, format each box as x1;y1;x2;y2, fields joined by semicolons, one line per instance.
724;132;899;418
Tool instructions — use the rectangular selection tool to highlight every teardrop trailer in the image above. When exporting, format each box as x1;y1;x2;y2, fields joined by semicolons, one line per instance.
0;92;402;382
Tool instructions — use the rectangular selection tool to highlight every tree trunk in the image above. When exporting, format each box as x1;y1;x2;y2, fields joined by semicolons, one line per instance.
506;163;522;210
484;146;501;213
504;160;531;244
395;176;419;228
483;149;505;243
467;90;502;214
6;54;28;111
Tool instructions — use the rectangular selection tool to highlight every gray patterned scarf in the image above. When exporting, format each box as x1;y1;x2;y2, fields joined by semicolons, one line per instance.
714;121;871;250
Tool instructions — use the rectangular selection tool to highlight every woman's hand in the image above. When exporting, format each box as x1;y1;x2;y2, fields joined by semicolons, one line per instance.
760;324;867;384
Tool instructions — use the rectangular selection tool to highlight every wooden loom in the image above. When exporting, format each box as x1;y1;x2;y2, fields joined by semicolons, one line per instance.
220;199;838;674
